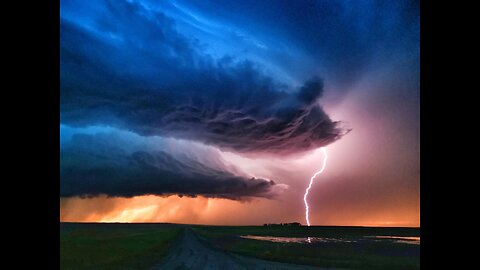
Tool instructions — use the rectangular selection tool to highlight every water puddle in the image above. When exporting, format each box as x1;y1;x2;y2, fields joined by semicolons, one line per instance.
240;235;420;245
365;236;420;245
240;235;356;244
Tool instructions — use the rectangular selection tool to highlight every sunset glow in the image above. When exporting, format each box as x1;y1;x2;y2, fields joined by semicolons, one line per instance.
60;193;419;227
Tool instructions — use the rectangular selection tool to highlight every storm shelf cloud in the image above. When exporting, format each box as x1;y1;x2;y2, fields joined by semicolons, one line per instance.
60;126;287;199
59;0;362;200
60;0;347;154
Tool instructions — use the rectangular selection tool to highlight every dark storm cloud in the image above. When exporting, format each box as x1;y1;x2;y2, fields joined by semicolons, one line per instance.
60;126;286;199
60;0;347;155
296;77;324;105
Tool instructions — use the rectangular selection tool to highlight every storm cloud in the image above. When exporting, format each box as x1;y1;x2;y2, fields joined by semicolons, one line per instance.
59;0;419;225
60;0;347;155
60;126;286;199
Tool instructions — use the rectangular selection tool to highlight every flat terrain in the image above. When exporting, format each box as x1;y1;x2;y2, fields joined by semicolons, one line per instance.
60;223;181;269
191;225;420;270
60;223;419;270
155;228;329;270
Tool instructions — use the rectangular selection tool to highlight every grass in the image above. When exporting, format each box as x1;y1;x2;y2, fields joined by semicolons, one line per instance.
60;223;419;270
60;223;181;270
191;225;420;270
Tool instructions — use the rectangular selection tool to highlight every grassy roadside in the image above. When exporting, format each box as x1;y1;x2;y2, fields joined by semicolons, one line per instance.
60;223;181;270
191;225;420;270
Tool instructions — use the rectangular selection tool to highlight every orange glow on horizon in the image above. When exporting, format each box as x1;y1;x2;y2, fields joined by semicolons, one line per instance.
60;195;419;227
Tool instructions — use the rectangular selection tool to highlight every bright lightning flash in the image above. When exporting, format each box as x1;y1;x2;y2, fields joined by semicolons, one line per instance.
303;147;328;227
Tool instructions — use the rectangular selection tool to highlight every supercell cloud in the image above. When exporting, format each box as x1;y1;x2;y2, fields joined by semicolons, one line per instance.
60;0;347;155
59;0;371;199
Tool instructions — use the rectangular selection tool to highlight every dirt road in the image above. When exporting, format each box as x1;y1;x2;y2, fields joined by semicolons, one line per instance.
154;228;334;270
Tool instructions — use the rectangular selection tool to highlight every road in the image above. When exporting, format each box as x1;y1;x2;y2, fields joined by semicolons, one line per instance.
154;229;335;270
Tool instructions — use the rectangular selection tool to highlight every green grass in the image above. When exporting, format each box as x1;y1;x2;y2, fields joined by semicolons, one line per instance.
60;223;181;270
191;225;420;270
60;223;419;270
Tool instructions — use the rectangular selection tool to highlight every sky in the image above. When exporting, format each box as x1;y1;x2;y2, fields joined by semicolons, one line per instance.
60;0;420;227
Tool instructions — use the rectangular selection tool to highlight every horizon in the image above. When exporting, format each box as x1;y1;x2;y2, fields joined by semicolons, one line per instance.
60;221;420;229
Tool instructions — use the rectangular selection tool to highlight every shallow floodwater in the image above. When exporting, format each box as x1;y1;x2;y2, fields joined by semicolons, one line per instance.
240;235;420;245
240;235;356;244
366;236;420;245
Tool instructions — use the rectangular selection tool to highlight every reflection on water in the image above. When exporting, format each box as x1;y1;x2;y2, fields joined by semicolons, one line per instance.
366;236;420;245
240;235;355;244
240;235;420;245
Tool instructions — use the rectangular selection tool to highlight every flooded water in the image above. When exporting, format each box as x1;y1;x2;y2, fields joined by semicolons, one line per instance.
240;235;356;244
240;235;420;245
365;236;420;245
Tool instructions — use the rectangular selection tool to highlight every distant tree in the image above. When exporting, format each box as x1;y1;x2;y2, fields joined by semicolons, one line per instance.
263;222;301;226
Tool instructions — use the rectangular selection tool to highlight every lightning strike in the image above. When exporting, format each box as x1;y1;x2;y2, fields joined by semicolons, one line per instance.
303;147;328;227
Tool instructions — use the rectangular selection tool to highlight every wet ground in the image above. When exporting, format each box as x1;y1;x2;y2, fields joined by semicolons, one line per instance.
155;228;341;270
240;235;420;245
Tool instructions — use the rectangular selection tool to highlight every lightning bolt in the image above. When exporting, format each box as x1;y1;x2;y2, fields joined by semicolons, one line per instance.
303;147;328;227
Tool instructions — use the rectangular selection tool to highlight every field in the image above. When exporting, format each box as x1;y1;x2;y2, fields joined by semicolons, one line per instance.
60;223;181;270
191;225;420;270
60;223;419;269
